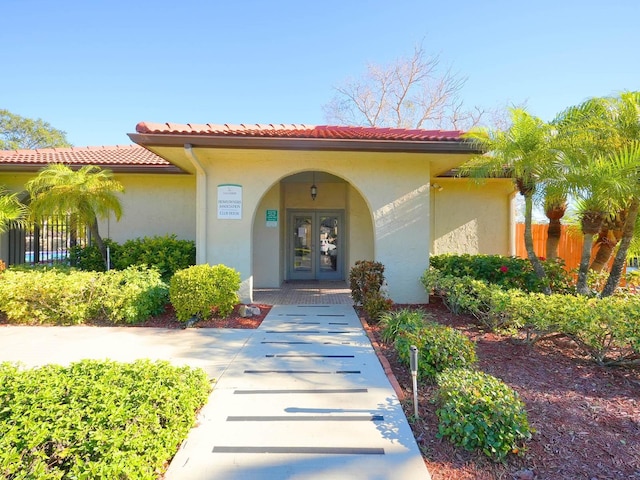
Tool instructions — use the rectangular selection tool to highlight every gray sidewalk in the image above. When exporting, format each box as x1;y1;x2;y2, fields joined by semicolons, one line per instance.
0;304;429;479
165;304;429;480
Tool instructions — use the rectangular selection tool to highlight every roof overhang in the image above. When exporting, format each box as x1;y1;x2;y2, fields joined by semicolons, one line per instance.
0;163;186;174
128;132;479;155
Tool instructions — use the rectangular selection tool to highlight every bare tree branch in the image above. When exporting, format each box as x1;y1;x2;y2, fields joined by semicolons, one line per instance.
324;43;481;130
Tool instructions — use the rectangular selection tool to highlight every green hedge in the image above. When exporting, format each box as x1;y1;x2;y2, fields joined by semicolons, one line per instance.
434;368;532;461
422;266;640;366
70;235;196;280
95;266;169;324
169;264;241;322
395;321;477;382
0;360;210;479
0;268;99;324
429;254;573;294
0;266;168;325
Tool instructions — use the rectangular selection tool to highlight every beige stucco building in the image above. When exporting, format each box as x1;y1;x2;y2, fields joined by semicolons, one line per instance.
0;124;516;303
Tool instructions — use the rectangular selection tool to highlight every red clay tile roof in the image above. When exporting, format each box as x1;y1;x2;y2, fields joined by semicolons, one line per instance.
0;145;182;173
135;122;464;142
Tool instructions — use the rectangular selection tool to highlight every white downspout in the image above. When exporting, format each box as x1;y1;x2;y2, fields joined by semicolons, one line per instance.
509;189;517;256
184;144;207;264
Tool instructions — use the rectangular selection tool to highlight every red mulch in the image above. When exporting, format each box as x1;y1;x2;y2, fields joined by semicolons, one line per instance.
134;304;271;329
367;298;640;480
3;298;639;478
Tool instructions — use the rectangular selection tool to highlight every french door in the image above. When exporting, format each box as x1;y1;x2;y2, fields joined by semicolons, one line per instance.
288;210;344;281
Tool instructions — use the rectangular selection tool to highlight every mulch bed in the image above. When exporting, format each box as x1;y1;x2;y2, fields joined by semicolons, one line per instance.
133;304;271;329
366;298;640;480
3;299;639;479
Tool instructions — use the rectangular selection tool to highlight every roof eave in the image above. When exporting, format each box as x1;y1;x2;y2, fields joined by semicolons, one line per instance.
128;133;480;154
0;163;187;174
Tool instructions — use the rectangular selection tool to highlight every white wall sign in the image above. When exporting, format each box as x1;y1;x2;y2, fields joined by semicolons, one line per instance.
217;184;242;219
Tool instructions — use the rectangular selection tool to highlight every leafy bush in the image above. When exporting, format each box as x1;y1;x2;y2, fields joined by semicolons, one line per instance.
95;266;169;324
421;269;516;331
70;235;196;280
170;264;241;322
0;359;210;479
115;235;196;280
395;322;477;381
379;308;431;344
555;294;640;366
429;254;572;293
423;264;640;366
349;260;393;321
434;368;532;461
69;238;120;271
0;267;167;325
502;292;562;345
0;268;99;324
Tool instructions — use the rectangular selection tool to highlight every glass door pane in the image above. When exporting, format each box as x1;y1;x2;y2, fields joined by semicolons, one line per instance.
319;215;338;274
293;215;313;273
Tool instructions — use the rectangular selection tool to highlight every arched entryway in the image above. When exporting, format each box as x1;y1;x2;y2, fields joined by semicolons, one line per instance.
252;170;373;289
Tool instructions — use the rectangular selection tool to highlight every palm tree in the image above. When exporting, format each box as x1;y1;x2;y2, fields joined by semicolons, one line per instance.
601;145;640;296
25;164;124;268
462;108;555;293
551;95;640;294
0;187;27;233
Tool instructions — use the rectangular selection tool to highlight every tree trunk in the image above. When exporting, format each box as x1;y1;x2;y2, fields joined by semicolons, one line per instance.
89;216;108;269
589;228;620;272
601;198;640;297
545;200;566;261
546;219;562;261
576;233;596;295
576;212;605;295
524;193;550;294
589;210;626;272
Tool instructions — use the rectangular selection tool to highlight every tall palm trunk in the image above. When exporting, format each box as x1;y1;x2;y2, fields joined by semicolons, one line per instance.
89;216;108;269
576;212;604;295
545;200;567;261
602;198;639;297
589;211;625;272
522;190;550;294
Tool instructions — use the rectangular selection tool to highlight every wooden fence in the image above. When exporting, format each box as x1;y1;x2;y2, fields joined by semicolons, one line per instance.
515;223;586;271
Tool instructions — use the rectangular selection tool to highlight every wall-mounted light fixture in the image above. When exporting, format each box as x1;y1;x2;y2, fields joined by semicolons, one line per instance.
311;172;318;200
431;183;443;192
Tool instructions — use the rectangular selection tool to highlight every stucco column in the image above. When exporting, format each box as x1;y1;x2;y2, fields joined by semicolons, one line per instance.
371;182;431;304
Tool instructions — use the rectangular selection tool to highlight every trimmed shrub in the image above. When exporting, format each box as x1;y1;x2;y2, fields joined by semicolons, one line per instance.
69;238;120;271
170;264;241;322
434;368;532;461
556;294;640;366
421;269;517;331
0;267;168;325
95;266;169;324
429;254;573;294
70;235;196;280
379;308;431;344
349;260;393;321
0;268;99;324
395;322;477;382
0;359;210;479
115;235;196;280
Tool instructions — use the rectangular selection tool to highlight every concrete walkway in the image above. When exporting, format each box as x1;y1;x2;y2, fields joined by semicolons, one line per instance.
0;303;429;479
165;304;429;480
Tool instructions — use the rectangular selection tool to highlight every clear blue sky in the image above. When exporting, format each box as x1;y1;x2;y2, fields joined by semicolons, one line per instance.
2;0;638;147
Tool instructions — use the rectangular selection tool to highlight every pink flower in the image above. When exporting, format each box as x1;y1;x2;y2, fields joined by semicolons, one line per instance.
500;266;509;273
